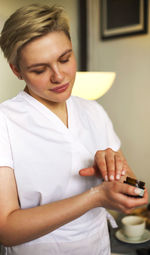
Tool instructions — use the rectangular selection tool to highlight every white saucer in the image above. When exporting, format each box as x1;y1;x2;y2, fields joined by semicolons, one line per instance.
115;229;150;244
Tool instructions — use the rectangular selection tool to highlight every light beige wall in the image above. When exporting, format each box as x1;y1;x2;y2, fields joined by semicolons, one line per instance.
0;0;79;102
88;0;150;198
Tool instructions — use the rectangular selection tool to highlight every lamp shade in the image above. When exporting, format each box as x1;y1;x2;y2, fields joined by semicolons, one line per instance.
71;72;116;100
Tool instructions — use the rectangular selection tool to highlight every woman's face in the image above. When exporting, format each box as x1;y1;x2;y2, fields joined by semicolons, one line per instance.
13;31;77;107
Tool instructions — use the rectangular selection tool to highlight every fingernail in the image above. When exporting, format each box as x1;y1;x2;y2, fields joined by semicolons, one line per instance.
134;188;141;195
122;170;126;175
134;188;144;197
110;175;114;181
116;174;120;180
104;175;108;181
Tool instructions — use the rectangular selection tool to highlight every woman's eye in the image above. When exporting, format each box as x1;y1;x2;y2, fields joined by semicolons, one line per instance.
33;70;45;74
60;58;69;63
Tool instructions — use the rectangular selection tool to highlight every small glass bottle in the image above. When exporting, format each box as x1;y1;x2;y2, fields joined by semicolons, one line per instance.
124;176;145;198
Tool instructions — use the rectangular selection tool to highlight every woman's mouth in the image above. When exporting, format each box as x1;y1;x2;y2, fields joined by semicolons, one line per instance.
50;83;69;93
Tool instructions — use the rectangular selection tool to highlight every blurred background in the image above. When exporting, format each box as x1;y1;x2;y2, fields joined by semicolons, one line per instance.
0;0;150;200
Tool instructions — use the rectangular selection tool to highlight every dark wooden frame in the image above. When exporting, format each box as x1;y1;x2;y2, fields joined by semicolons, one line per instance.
78;0;87;71
101;0;148;40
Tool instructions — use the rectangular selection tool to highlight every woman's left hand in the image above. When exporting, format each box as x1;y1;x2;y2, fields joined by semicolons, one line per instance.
79;148;135;181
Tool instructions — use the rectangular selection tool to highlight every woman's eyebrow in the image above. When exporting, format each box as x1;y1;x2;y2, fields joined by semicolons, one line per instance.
26;49;73;70
27;63;47;69
59;49;72;58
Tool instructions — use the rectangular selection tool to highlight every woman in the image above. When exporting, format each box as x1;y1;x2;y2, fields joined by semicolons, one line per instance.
0;4;148;255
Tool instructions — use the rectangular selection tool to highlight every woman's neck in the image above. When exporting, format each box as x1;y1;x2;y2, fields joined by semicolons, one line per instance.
24;86;68;127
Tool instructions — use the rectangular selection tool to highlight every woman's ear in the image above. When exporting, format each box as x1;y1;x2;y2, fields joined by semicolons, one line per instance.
9;63;22;80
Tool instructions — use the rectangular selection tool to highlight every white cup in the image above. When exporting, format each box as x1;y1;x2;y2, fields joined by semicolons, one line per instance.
121;215;145;240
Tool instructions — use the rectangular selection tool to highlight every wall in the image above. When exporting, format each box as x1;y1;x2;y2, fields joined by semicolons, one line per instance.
87;0;150;198
0;0;79;102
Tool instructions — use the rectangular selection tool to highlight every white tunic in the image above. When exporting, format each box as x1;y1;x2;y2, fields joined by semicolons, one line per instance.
0;91;120;255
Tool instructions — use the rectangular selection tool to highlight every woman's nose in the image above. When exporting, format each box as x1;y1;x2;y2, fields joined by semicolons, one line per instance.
50;66;64;84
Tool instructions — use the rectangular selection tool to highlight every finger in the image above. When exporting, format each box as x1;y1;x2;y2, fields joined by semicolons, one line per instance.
113;183;148;212
79;167;95;176
105;149;115;181
112;181;147;201
121;184;148;205
121;160;127;176
123;193;148;212
114;154;124;180
95;151;108;181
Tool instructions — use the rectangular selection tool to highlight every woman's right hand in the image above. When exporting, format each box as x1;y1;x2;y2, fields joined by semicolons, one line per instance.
92;181;148;214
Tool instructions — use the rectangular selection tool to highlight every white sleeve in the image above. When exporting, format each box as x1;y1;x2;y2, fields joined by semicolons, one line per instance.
0;112;14;168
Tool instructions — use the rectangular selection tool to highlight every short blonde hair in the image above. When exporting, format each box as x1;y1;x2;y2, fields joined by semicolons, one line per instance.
0;4;71;67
